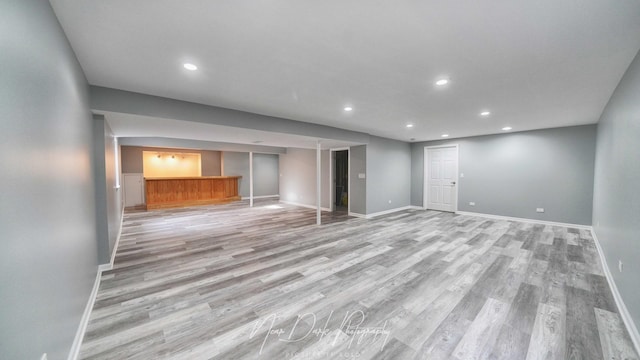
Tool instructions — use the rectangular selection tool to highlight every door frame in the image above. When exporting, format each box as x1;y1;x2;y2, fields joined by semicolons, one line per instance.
329;147;350;213
424;144;459;212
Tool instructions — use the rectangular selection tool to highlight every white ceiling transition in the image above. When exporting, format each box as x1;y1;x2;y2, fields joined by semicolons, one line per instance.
51;0;640;143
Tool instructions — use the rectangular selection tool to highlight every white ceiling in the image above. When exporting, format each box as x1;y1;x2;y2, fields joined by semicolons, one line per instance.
51;0;640;143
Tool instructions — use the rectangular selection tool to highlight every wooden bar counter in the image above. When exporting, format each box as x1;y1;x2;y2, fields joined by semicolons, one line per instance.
145;176;242;210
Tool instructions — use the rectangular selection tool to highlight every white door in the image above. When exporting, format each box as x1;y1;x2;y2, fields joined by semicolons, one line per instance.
425;146;458;212
123;174;144;207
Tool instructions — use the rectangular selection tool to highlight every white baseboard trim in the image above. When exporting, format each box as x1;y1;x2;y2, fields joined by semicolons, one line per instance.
590;229;640;355
454;211;591;230
69;207;126;359
454;210;639;354
348;212;366;218
279;200;331;212
241;195;280;200
366;205;417;219
67;268;102;360
97;263;111;272
102;207;126;272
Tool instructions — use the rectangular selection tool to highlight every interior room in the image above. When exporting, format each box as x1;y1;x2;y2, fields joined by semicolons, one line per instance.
1;1;640;359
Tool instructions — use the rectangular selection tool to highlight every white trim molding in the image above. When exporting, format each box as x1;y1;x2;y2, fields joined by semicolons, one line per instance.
348;212;366;218
365;205;422;219
279;200;331;212
591;230;640;355
97;207;125;272
454;211;592;230
67;269;102;360
454;210;639;355
70;207;126;359
241;195;280;200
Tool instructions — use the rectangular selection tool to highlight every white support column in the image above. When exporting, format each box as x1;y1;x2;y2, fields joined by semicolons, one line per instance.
249;151;254;207
316;141;321;225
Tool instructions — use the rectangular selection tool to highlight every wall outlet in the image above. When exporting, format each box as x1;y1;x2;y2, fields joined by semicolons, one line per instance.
460;173;465;178
469;202;475;206
388;200;392;204
536;208;545;213
358;173;366;179
619;260;623;273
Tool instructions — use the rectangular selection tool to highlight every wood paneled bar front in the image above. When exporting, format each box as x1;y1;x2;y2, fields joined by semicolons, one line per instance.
144;176;241;210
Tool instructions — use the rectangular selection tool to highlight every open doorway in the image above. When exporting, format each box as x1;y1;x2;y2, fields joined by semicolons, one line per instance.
331;149;349;213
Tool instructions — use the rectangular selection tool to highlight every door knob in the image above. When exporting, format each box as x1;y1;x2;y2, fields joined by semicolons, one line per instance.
451;181;456;185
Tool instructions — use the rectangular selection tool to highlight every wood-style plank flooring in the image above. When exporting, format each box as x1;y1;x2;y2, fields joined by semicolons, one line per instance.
80;199;639;360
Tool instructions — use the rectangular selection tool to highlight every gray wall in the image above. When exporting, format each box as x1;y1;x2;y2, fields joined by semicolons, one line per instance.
411;125;597;225
91;86;371;144
593;49;640;328
223;152;250;197
279;148;330;208
367;136;412;214
201;151;222;176
350;145;367;215
120;146;221;176
121;146;144;173
253;153;279;196
119;136;286;154
94;116;123;264
0;1;98;359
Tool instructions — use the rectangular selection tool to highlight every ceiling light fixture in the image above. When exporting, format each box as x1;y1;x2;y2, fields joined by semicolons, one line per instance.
435;79;449;86
344;106;353;112
183;63;198;71
441;134;449;138
406;124;414;128
502;126;512;131
480;111;491;116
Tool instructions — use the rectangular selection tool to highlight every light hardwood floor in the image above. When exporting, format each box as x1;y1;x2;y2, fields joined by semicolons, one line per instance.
79;200;639;360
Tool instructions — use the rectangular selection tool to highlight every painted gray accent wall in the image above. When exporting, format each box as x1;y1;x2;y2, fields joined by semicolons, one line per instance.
91;87;371;144
201;151;222;176
411;125;597;225
0;1;98;358
120;145;221;176
121;146;144;173
350;145;367;215
253;153;279;196
593;49;640;328
366;136;412;214
94;116;123;264
279;148;330;208
222;152;250;197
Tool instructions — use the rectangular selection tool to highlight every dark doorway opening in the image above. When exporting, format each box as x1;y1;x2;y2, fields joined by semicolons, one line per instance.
334;150;348;213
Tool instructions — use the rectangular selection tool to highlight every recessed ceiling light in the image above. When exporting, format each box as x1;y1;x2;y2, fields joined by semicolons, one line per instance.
406;124;414;128
435;79;449;86
480;111;491;116
344;106;353;112
502;126;512;131
183;63;198;71
441;134;449;138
